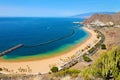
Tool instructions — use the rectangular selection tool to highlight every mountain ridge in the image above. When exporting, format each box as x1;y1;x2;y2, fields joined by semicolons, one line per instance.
84;12;120;25
72;12;116;18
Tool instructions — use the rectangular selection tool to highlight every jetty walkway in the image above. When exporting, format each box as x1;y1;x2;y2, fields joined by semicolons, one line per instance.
0;44;24;56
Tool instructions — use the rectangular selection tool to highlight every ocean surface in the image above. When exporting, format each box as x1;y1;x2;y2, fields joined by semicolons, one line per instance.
0;17;89;60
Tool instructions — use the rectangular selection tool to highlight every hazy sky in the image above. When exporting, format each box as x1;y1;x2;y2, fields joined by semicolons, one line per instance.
0;0;120;17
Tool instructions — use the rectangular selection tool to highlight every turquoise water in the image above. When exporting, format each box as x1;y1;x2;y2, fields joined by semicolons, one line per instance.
0;17;89;60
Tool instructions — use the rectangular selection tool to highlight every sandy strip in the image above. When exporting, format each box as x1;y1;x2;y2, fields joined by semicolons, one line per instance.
0;27;98;74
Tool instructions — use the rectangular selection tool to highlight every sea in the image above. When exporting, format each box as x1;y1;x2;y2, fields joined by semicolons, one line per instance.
0;17;89;60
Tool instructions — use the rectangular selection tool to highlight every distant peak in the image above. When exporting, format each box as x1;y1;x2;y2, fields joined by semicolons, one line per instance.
72;12;116;18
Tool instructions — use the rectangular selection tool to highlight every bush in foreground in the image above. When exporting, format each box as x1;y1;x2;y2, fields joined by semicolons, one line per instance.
81;47;120;80
54;69;81;78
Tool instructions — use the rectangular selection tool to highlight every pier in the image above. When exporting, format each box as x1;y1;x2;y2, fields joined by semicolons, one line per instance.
0;44;24;56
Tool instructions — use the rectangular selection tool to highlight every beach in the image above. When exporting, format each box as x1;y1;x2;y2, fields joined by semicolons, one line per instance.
0;27;98;74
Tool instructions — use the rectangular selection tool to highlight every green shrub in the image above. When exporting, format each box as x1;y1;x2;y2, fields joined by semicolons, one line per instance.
51;67;58;73
66;69;80;75
83;54;92;62
88;47;95;54
101;44;106;49
54;69;80;77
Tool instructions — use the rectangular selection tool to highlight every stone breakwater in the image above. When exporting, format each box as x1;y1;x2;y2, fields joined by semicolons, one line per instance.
0;44;24;56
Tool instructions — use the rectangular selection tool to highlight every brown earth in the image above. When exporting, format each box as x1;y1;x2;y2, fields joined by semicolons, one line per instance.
84;12;120;25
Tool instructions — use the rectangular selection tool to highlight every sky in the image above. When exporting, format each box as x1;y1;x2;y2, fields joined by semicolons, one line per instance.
0;0;120;17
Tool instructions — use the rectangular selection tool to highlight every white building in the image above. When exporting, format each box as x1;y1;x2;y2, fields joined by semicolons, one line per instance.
90;20;106;27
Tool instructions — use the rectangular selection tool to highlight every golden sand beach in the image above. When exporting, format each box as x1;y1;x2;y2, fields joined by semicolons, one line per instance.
0;27;98;74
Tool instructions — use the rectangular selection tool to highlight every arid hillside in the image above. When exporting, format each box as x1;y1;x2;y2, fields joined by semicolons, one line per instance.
84;12;120;25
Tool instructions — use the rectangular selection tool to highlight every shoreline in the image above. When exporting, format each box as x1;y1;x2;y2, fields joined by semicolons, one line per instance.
0;27;89;62
0;27;98;74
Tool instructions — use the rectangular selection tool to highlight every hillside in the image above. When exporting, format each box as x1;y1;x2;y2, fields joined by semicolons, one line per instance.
84;12;120;26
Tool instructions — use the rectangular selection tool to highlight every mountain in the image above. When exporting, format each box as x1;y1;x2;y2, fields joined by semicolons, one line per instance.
73;12;116;18
84;12;120;26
